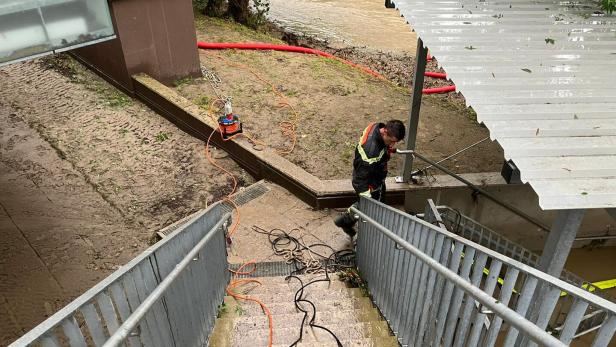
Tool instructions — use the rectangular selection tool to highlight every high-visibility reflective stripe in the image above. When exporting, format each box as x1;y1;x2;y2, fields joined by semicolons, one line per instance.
592;278;616;290
357;144;385;164
356;122;385;164
460;246;615;298
560;278;616;297
480;266;615;297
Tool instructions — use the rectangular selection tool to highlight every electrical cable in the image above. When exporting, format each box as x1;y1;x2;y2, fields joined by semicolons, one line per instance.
201;51;300;155
398;149;551;232
226;261;274;347
203;121;275;346
411;136;490;177
250;225;355;345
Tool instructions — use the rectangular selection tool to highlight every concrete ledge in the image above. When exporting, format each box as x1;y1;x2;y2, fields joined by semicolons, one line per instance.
132;73;511;208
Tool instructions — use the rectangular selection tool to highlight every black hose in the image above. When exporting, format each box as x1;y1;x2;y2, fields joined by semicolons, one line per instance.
252;225;356;346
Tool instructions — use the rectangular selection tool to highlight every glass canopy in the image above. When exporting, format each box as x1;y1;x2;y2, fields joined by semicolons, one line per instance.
0;0;115;66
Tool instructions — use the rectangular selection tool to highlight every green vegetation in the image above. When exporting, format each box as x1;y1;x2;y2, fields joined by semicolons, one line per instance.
196;95;211;109
38;54;133;108
155;132;170;142
193;0;270;29
340;141;356;164
284;89;299;97
194;14;283;44
217;302;227;318
94;83;132;108
602;0;615;14
173;76;194;88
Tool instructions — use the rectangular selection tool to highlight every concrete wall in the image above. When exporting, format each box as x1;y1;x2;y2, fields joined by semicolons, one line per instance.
73;0;201;93
405;183;615;252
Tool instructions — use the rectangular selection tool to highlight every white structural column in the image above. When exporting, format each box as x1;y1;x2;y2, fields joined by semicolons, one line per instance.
537;209;586;277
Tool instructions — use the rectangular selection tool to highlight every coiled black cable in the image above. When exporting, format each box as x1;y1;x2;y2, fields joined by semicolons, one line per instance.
251;225;355;346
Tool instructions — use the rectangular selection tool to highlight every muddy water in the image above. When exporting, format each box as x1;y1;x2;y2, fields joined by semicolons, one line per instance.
566;246;616;299
267;0;417;54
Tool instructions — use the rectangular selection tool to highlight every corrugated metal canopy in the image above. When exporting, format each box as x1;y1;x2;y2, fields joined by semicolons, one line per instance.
395;0;616;210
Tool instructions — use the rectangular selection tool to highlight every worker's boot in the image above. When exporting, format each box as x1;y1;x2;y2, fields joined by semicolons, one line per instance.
334;212;357;238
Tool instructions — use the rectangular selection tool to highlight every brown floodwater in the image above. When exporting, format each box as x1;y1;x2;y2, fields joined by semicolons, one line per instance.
267;0;417;54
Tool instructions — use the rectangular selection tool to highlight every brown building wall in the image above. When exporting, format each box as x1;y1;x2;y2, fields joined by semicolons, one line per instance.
73;0;200;92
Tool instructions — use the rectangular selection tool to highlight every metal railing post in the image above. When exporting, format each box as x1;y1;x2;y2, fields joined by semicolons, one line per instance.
401;38;428;182
350;198;616;347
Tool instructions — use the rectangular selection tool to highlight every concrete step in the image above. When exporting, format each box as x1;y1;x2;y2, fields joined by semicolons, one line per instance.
224;308;383;331
247;275;343;285
273;336;400;347
211;330;397;347
208;274;393;347
231;277;350;295
231;321;392;346
227;287;366;304
223;295;373;317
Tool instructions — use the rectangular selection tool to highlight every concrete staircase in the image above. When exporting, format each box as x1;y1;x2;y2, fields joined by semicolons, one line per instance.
208;275;398;347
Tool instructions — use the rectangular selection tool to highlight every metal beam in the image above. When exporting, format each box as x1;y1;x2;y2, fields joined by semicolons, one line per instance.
397;149;550;232
401;38;428;182
537;209;586;277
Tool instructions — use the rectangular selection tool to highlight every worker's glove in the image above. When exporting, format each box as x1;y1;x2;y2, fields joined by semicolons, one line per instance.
359;190;372;198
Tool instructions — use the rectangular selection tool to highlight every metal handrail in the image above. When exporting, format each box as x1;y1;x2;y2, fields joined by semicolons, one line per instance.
350;205;565;347
435;205;612;297
10;203;231;347
103;216;229;347
396;148;550;232
357;204;616;313
428;204;614;340
352;197;616;347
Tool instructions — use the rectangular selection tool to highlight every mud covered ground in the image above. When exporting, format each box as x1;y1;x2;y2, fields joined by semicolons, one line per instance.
0;12;502;345
0;56;253;345
175;16;504;180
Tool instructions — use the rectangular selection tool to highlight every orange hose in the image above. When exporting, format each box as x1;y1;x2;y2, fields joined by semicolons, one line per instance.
204;131;274;346
197;41;385;80
226;261;274;347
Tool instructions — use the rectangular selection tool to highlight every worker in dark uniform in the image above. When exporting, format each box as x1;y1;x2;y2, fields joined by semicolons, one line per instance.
334;119;406;237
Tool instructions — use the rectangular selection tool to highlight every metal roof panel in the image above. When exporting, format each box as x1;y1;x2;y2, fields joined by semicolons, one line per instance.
396;0;616;210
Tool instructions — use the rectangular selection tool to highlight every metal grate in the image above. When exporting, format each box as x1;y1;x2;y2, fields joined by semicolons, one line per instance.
220;180;270;214
229;261;302;278
229;257;356;278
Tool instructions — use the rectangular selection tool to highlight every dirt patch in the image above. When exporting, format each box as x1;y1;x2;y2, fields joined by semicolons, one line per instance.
0;56;253;344
3;57;253;232
179;16;504;180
